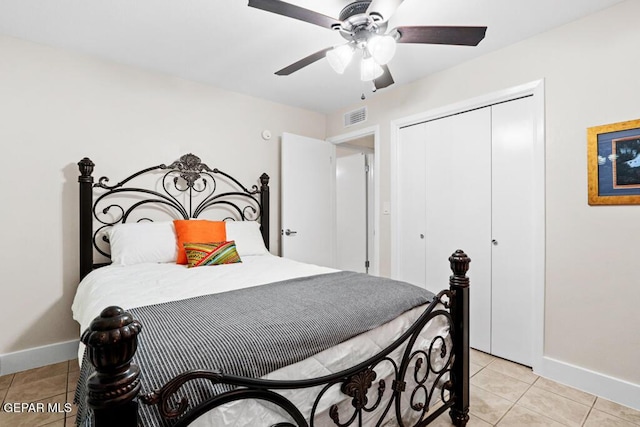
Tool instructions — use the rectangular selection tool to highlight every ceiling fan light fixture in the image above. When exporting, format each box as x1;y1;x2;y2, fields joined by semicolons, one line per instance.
367;34;396;65
360;56;384;81
248;0;488;92
326;44;355;74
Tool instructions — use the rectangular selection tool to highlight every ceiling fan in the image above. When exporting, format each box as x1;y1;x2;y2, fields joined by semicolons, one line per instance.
248;0;487;90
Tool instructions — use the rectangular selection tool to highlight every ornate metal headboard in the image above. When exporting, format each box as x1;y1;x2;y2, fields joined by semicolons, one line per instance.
78;153;270;280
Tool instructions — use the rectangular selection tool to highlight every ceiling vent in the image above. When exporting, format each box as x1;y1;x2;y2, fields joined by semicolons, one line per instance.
344;107;367;127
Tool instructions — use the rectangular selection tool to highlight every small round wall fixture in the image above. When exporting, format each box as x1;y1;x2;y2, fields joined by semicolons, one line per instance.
261;130;272;141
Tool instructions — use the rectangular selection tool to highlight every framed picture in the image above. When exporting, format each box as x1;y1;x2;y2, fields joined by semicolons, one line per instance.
587;118;640;205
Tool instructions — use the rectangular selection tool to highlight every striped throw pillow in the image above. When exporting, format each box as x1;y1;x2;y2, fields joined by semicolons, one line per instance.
183;241;242;268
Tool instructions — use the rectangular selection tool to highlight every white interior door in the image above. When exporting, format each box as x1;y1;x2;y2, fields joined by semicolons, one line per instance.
366;153;375;273
336;153;367;273
281;132;334;267
423;108;493;353
396;123;427;286
491;96;535;366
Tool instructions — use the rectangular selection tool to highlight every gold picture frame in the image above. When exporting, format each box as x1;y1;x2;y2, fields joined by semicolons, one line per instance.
587;118;640;205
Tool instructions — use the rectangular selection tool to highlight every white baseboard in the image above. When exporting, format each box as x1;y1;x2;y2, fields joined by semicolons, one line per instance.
0;340;79;376
536;355;640;411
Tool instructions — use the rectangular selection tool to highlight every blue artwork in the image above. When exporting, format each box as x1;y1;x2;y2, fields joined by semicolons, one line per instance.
597;129;640;196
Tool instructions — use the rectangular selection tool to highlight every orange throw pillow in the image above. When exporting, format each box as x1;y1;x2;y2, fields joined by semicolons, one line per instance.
173;220;227;264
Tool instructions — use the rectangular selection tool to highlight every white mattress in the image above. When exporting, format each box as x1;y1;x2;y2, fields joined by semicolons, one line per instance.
72;254;450;426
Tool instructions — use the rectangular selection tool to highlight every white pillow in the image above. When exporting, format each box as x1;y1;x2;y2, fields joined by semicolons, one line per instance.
108;221;177;265
225;221;268;256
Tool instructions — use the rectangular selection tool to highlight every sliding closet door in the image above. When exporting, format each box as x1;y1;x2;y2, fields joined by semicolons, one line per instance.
396;123;427;287
423;108;493;353
491;97;535;366
394;96;538;365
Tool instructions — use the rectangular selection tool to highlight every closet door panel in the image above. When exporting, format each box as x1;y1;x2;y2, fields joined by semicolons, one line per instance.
491;97;535;366
397;123;427;287
424;108;492;353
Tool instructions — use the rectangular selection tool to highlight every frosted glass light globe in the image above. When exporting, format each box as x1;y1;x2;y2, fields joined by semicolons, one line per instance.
367;35;396;65
360;56;384;81
326;44;355;74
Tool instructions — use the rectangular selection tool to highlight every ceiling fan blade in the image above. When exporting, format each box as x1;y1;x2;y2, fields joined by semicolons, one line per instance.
374;65;394;89
275;47;333;76
248;0;340;29
394;26;487;46
366;0;405;21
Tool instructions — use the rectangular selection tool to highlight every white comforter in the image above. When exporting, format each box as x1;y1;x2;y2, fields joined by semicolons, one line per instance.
73;254;337;333
72;254;449;426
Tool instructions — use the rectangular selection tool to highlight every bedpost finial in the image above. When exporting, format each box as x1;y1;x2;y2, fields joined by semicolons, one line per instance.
81;306;142;409
260;173;270;189
82;306;142;369
78;158;95;182
449;249;471;288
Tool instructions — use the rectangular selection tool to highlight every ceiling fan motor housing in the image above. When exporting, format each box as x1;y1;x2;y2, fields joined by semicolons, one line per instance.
336;0;387;43
338;1;371;21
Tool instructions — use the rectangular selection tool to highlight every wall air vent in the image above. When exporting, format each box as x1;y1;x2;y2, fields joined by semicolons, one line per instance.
344;107;367;127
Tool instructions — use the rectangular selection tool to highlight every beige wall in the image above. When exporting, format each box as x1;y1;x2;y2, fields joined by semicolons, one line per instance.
327;1;640;386
0;35;325;356
1;0;638;399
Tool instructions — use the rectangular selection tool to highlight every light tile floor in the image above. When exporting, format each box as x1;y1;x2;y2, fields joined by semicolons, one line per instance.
0;350;638;426
0;360;78;427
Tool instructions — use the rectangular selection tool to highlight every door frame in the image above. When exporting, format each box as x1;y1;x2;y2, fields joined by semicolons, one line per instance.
389;80;545;372
328;125;381;276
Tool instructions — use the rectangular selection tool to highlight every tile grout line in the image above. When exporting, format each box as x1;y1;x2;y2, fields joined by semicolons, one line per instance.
523;377;597;427
472;362;523;426
468;364;494;425
538;388;596;408
581;405;594;427
492;373;539;426
579;387;598;427
522;376;573;426
492;399;515;426
64;361;71;427
2;373;16;408
483;359;604;426
585;397;640;427
470;356;510;426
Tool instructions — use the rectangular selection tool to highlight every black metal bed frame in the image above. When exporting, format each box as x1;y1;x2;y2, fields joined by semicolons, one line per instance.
78;153;270;279
76;154;470;427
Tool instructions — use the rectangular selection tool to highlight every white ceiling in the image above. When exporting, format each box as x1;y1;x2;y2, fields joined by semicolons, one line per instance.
0;0;625;113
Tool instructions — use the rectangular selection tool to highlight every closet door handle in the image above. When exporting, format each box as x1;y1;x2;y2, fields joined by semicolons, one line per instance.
492;239;498;246
420;234;425;239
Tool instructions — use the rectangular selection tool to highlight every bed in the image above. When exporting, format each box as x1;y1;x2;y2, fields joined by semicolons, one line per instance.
74;153;471;427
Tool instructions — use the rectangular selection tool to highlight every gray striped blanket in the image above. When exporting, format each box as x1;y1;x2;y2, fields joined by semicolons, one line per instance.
76;271;433;426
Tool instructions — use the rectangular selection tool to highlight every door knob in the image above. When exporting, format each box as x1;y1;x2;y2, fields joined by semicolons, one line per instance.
420;234;425;239
284;229;298;236
492;239;498;246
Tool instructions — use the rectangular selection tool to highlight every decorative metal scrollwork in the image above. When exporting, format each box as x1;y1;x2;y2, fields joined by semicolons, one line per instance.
140;370;224;419
342;369;377;409
89;153;265;259
327;367;388;427
162;154;215;189
137;294;458;427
